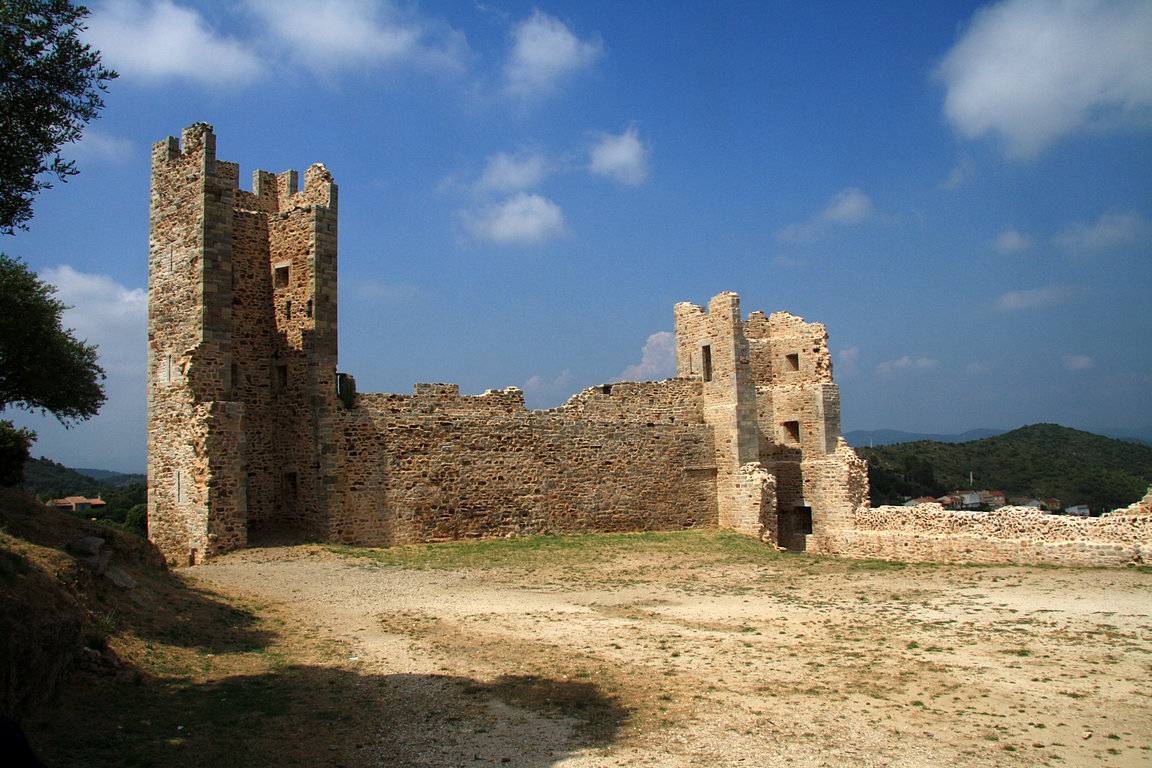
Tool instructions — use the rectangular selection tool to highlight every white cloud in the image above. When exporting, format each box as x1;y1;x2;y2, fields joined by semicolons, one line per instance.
994;284;1069;310
836;346;860;376
937;0;1152;158
475;151;548;194
820;187;874;225
589;126;650;185
504;10;603;96
466;192;567;245
85;0;263;86
351;280;425;303
776;187;876;242
1063;354;1095;371
40;267;147;373
939;157;974;190
619;331;676;382
1053;211;1152;255
245;0;467;74
63;129;133;164
522;369;574;404
992;229;1035;254
876;356;939;376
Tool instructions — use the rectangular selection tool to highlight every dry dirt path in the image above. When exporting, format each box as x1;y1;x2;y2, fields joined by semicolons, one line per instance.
189;540;1152;768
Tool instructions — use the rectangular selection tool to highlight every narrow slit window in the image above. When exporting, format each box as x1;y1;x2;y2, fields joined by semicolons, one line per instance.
285;299;292;318
701;345;713;382
305;299;313;318
273;363;288;391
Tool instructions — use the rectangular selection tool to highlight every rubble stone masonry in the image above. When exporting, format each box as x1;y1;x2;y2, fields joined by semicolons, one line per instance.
147;125;1149;568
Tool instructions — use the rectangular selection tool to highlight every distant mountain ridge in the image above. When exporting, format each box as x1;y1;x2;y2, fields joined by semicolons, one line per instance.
844;428;1006;447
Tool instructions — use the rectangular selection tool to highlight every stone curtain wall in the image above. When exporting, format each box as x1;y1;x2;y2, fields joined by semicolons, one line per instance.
818;502;1152;567
325;384;718;546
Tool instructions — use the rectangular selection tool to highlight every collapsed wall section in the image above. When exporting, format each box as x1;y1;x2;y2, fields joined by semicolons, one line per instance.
325;383;718;545
818;502;1152;567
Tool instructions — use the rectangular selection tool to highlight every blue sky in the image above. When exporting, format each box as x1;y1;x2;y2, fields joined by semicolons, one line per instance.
5;0;1152;472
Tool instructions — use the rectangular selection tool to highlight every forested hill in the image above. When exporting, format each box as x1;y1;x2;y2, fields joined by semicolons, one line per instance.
857;423;1152;513
21;458;146;499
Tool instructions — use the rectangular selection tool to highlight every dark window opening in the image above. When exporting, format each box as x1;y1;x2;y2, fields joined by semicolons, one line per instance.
701;345;713;382
274;265;289;288
230;363;239;392
601;384;612;395
285;299;292;318
305;299;313;317
786;352;799;371
783;420;800;444
274;363;288;391
796;506;813;535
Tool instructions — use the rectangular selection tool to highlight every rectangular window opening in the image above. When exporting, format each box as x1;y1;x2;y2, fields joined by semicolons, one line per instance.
273;363;288;391
783;420;800;444
701;345;713;382
786;352;799;372
273;264;290;289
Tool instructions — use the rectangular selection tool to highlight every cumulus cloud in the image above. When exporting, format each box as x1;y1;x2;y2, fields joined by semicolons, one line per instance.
939;157;974;190
936;0;1152;158
85;0;263;86
63;129;133;164
994;284;1069;311
475;151;548;194
504;10;603;96
522;369;574;405
876;356;939;376
1063;354;1095;371
245;0;467;74
836;346;860;376
40;266;147;379
465;192;567;245
992;229;1035;254
776;187;876;242
619;331;676;382
588;126;650;185
1053;211;1152;255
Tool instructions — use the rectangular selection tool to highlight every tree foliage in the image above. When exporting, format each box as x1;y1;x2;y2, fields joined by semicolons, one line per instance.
0;0;116;233
0;419;35;486
0;253;105;422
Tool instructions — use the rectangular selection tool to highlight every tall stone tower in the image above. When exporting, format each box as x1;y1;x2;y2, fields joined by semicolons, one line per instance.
147;123;339;564
674;294;867;550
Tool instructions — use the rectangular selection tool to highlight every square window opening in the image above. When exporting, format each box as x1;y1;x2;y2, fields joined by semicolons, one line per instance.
274;264;290;289
783;420;800;444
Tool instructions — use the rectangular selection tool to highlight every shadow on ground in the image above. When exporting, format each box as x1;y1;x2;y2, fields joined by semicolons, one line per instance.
26;665;629;768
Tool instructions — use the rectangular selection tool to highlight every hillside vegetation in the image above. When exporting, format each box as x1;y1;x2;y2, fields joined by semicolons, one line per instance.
857;423;1152;512
18;457;146;534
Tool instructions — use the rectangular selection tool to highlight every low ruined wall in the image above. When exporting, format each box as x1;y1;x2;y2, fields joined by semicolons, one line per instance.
326;384;718;545
817;503;1152;567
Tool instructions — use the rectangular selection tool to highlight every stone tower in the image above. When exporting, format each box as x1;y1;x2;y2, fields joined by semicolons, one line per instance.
674;294;867;550
147;123;339;564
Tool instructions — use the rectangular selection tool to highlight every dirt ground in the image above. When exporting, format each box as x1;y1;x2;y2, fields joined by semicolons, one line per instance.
184;534;1152;768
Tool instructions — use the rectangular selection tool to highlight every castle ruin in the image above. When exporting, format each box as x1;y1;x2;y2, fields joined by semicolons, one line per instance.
147;124;868;563
148;124;1150;568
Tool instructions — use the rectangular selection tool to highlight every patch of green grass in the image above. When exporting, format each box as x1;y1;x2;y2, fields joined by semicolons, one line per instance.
326;530;792;571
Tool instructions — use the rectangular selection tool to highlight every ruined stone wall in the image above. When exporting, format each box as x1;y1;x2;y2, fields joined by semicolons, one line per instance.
817;503;1152;567
325;383;718;545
